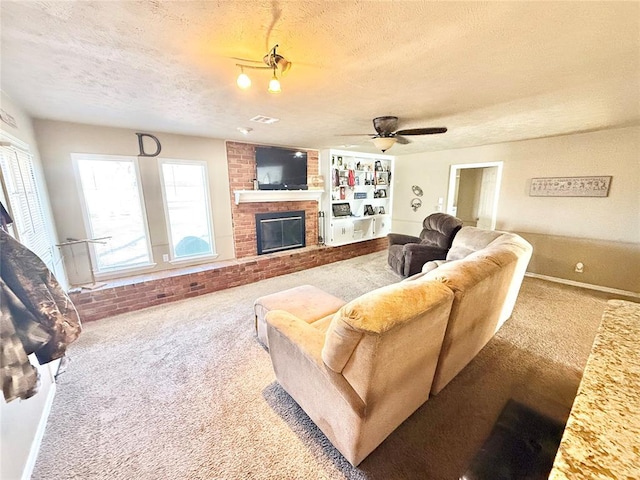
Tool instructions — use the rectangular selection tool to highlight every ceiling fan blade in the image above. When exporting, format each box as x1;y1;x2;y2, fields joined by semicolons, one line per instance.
373;116;399;135
395;127;448;136
336;133;376;137
395;135;411;144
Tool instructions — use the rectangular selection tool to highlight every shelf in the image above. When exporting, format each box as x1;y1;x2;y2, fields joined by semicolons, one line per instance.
234;189;324;205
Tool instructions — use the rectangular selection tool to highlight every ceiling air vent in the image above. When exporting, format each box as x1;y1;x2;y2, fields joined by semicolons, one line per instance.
250;115;280;124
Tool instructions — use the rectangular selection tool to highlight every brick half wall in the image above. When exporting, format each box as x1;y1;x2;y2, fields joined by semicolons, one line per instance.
71;238;388;322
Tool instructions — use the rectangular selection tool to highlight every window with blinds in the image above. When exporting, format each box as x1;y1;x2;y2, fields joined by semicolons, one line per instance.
0;144;53;270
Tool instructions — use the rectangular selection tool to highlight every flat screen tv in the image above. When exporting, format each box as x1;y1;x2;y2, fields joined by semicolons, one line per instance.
256;146;308;190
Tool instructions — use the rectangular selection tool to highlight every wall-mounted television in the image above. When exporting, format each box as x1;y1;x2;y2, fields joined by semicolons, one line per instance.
255;146;308;190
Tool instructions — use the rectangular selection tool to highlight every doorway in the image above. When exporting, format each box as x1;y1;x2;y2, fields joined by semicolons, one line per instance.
446;162;503;230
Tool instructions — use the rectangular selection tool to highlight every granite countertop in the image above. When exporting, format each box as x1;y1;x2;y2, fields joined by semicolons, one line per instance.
549;299;640;479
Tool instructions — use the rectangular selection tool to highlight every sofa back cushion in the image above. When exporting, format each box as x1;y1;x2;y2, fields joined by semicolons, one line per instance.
422;247;520;394
322;280;454;404
445;226;504;261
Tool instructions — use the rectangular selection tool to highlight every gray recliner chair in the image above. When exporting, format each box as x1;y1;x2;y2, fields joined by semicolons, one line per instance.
387;213;463;277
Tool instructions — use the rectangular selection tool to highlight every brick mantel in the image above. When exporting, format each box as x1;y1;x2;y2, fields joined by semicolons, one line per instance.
226;142;320;258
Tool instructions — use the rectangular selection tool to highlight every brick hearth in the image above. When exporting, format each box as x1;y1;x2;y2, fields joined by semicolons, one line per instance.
70;239;387;322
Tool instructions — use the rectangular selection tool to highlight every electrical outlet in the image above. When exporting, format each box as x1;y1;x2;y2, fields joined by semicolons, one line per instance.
162;254;169;262
575;262;584;273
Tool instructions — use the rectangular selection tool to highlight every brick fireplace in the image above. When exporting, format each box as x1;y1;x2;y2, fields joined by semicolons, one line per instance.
226;142;319;258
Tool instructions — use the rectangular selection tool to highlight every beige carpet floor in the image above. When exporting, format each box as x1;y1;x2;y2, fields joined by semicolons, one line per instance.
32;252;609;479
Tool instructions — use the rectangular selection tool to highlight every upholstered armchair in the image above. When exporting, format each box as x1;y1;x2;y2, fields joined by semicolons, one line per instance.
387;213;463;277
266;280;455;466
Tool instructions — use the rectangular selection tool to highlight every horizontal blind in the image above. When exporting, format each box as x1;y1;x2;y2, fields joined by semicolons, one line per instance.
0;145;54;270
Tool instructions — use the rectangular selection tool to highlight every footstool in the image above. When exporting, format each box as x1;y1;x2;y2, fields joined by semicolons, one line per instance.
254;284;346;349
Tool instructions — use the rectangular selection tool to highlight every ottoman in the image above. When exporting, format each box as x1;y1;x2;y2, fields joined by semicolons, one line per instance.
254;284;346;349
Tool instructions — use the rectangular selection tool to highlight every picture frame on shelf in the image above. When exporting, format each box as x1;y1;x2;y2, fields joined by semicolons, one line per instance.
375;188;387;198
379;206;385;214
364;204;375;216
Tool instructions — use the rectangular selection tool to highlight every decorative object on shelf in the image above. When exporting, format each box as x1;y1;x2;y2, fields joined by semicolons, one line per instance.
235;44;291;93
529;176;612;197
379;206;385;214
348;170;355;187
307;175;324;190
374;189;387;198
339;186;346;200
338;116;447;152
332;203;352;217
354;192;367;199
375;160;382;171
411;198;423;211
412;185;424;197
365;204;375;216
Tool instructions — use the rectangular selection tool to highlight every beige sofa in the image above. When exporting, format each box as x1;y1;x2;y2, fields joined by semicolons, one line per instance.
407;227;533;393
260;226;532;465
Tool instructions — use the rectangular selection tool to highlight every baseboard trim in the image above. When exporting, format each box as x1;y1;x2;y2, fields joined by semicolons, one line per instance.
525;272;640;299
21;382;57;480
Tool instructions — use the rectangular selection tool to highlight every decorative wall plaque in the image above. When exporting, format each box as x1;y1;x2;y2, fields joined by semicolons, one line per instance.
529;176;611;197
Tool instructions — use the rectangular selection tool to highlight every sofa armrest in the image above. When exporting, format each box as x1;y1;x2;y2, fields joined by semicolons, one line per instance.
266;310;366;417
387;233;421;247
402;243;449;277
266;310;326;363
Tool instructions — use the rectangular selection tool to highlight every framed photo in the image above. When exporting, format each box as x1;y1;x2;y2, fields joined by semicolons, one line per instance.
378;188;387;198
529;176;612;197
365;204;375;216
378;206;385;214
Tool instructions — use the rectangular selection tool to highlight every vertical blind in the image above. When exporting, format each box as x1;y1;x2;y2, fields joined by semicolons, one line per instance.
0;145;53;270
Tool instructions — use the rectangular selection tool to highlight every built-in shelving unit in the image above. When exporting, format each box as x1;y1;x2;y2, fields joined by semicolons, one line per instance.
320;149;394;246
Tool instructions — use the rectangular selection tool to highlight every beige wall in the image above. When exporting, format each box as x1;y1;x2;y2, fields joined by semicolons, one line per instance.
392;125;640;293
34;120;235;285
456;168;482;226
0;91;60;480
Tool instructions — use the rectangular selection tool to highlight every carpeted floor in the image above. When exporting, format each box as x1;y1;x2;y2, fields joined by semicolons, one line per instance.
32;251;608;479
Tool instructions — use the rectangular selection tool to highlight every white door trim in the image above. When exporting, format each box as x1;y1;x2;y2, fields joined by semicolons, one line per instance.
446;161;503;230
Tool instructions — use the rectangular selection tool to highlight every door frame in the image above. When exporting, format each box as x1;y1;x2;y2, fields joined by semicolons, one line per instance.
446;161;503;230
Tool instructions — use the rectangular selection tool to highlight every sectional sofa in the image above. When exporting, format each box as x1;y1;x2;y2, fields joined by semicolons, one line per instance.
255;226;533;465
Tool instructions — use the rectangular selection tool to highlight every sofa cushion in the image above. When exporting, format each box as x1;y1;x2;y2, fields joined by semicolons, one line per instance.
445;227;503;261
322;280;454;373
422;249;521;394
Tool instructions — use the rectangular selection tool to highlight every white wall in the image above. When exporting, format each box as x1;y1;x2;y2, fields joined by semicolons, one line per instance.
392;125;640;243
0;91;60;480
33;120;235;285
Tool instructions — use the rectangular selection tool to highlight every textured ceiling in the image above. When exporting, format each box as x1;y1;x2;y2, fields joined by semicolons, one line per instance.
1;1;639;155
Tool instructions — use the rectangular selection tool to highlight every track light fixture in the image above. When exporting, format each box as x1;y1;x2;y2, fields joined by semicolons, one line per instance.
235;44;291;94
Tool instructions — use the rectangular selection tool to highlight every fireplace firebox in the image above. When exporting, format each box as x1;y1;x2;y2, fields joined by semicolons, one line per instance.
255;211;306;255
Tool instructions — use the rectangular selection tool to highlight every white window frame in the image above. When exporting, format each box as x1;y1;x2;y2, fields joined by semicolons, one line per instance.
158;158;217;263
71;153;155;276
0;135;54;270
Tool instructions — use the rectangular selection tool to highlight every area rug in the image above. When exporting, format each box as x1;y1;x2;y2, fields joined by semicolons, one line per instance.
461;399;565;480
32;251;608;479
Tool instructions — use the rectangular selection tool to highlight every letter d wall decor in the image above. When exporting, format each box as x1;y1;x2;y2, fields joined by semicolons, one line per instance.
135;132;162;157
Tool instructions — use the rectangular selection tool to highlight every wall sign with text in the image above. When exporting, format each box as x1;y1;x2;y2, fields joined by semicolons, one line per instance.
529;176;612;197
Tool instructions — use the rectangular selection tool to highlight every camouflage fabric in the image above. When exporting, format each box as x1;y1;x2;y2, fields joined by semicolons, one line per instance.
1;230;82;402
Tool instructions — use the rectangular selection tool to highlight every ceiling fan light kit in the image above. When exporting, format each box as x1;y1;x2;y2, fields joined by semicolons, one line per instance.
341;116;447;152
235;44;290;94
371;136;397;152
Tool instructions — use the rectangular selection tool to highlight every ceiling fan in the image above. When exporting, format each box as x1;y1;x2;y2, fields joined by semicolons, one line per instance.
343;116;447;152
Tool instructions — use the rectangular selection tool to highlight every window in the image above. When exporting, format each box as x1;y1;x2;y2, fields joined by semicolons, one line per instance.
73;154;152;272
159;159;215;260
0;142;54;270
